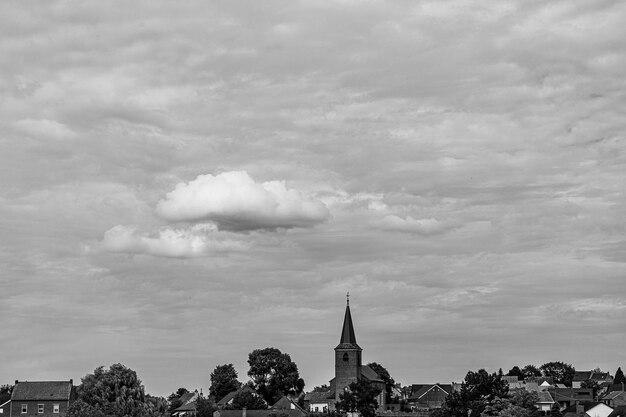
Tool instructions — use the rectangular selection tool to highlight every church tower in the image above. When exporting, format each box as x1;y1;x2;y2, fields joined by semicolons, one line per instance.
334;293;362;401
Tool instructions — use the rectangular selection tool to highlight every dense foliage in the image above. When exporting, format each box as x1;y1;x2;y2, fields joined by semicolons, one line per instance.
247;347;305;404
335;379;381;417
210;364;242;402
68;363;168;417
539;362;575;387
367;362;396;403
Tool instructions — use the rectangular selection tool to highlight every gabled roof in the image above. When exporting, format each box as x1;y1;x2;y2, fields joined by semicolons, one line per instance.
218;385;257;406
361;365;384;383
574;372;594;382
178;391;197;405
272;396;305;413
537;391;554;404
11;381;73;401
408;384;452;401
304;391;333;404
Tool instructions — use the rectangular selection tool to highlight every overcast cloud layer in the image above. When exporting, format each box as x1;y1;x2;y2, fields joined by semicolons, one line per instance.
1;0;625;396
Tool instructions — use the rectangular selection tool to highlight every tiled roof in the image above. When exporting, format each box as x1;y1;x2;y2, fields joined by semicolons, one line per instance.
408;384;452;401
218;386;257;406
573;372;594;382
178;392;196;405
537;391;554;403
11;381;73;401
603;391;626;401
271;395;305;413
361;365;383;383
305;391;333;403
175;401;197;412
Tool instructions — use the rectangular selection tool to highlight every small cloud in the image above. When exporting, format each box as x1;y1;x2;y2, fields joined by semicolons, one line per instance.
99;224;247;258
376;214;451;235
155;171;330;231
14;118;76;140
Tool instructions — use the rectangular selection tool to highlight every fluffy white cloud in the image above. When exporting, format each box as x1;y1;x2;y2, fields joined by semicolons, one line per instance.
100;224;247;257
156;171;330;231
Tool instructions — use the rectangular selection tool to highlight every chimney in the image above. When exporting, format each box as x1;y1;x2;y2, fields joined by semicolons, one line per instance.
69;379;73;385
15;380;18;385
242;407;247;417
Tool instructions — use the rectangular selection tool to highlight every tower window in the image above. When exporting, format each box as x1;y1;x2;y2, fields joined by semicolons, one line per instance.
343;353;349;362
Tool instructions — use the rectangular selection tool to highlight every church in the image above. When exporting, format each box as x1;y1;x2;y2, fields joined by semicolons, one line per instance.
305;296;386;413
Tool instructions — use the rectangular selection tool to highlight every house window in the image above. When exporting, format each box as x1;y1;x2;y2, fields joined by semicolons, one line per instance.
38;404;44;413
54;404;60;413
22;404;27;413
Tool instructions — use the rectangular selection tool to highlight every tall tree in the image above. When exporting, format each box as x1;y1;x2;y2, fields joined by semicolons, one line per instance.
312;384;330;392
367;362;395;403
521;365;541;379
336;380;381;417
247;347;305;404
615;367;625;385
210;364;241;402
70;363;165;417
540;362;575;387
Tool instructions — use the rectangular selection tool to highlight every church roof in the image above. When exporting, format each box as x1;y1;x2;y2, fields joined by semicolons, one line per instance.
336;297;361;350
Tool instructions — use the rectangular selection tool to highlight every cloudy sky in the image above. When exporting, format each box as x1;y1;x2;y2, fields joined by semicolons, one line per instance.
1;0;625;397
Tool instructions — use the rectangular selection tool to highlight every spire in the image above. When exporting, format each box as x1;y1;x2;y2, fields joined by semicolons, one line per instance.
338;293;359;347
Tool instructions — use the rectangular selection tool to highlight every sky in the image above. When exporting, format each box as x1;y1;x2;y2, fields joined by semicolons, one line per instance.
1;0;625;398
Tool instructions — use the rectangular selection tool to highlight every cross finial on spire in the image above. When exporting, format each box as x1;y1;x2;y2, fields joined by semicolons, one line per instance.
347;291;350;306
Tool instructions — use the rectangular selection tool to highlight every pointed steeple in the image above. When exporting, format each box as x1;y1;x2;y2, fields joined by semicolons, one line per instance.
337;292;360;349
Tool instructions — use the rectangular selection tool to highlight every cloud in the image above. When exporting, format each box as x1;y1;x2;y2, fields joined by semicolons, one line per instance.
156;171;330;231
14;118;76;140
99;224;247;258
376;214;452;235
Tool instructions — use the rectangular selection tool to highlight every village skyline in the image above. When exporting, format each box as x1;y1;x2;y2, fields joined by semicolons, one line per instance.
1;0;625;400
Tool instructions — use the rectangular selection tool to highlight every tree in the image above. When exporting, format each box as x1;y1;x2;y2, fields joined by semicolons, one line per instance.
73;363;164;417
312;384;330;392
68;399;106;417
0;385;13;405
506;367;525;381
521;365;541;379
196;396;217;417
247;347;305;404
615;367;625;385
210;364;241;402
167;388;189;412
581;380;600;398
550;403;563;417
231;391;267;410
539;362;575;387
336;380;381;417
367;362;396;403
441;369;509;417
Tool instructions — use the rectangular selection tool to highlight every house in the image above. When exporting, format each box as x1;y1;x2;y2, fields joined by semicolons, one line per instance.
602;392;626;408
536;391;555;414
303;296;387;413
406;384;452;410
217;386;262;409
303;391;332;413
5;380;75;417
563;402;613;417
172;391;200;417
553;388;595;409
573;372;614;389
270;396;306;417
